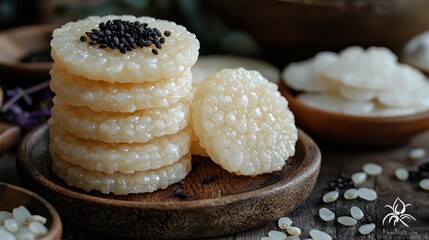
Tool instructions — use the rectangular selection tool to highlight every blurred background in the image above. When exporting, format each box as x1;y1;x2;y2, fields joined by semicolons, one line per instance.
1;0;429;132
2;0;429;64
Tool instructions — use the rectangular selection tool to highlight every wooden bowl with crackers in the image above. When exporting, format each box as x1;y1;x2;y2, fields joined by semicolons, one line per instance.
279;81;429;146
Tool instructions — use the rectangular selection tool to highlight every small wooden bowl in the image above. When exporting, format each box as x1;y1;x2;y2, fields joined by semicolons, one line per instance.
0;182;62;240
279;81;429;146
16;124;321;239
0;24;54;85
0;87;21;154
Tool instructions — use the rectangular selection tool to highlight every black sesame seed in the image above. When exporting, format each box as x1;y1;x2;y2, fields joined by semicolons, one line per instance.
89;34;98;40
173;188;188;199
153;28;161;37
80;19;170;54
154;40;162;49
328;173;354;191
112;37;120;46
99;22;106;30
202;175;218;184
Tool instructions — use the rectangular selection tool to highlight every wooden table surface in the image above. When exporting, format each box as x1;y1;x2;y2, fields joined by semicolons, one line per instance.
1;130;429;240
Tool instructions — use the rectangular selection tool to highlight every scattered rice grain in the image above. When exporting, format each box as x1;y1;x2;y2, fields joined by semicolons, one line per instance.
337;216;358;226
310;229;332;240
319;208;335;221
359;223;375;235
409;147;426;159
358;188;377;201
395;168;409;181
268;230;287;239
419;179;429;190
278;217;293;229
286;226;301;237
344;188;359;200
322;191;339;203
363;163;383;176
350;206;364;220
351;172;367;185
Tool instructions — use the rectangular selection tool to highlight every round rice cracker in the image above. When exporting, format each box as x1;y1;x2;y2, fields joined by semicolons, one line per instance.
51;15;199;83
50;97;191;144
191;55;280;87
50;64;192;112
297;92;374;116
49;122;191;174
52;152;192;195
192;68;298;176
321;46;397;90
282;51;337;92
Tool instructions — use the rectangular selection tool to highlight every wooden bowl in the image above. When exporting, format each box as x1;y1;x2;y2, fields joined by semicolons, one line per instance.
206;0;429;65
16;124;321;239
279;81;429;146
0;182;62;240
0;87;21;154
0;24;54;86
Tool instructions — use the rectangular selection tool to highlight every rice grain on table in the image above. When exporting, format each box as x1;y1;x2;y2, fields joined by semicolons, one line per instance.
359;223;376;235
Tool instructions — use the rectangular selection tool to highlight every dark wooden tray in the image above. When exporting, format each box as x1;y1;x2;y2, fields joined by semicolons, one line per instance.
16;124;321;239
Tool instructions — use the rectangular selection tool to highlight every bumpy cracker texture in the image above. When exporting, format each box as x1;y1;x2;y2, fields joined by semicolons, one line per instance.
52;153;192;195
50;65;192;112
193;68;298;176
51;97;190;143
49;123;191;174
51;15;199;83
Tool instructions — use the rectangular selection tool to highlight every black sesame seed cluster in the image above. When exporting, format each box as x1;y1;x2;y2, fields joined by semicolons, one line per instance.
80;19;171;55
328;173;356;191
408;161;429;183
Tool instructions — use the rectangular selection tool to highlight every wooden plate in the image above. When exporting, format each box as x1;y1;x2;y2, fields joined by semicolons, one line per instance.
0;182;62;240
16;124;321;239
